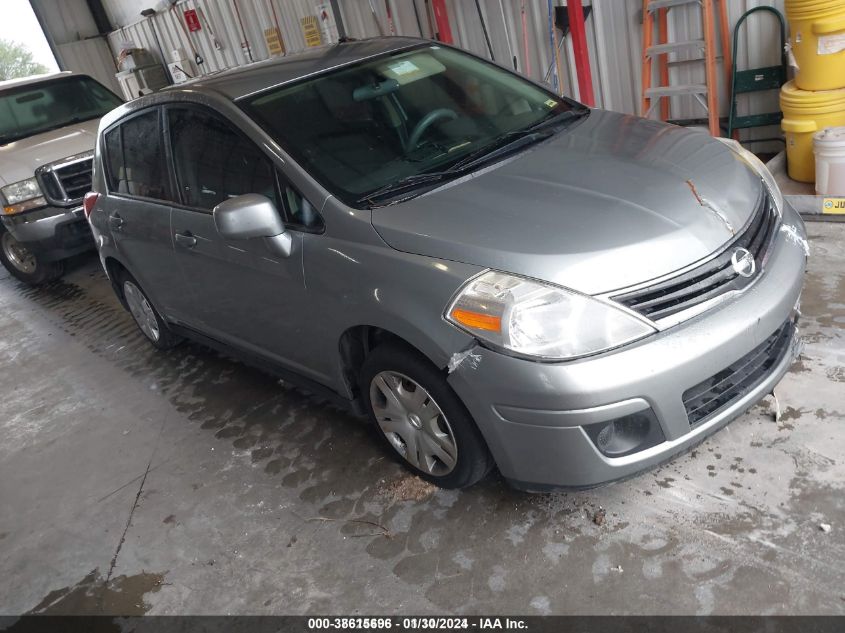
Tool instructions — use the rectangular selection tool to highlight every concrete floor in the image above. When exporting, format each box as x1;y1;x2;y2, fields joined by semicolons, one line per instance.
1;222;843;616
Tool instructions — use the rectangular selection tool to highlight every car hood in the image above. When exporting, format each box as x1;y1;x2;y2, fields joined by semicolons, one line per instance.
371;109;763;295
0;118;100;187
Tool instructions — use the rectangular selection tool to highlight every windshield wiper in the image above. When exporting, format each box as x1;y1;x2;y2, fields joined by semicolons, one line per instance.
445;108;588;175
357;107;589;207
445;129;553;175
356;171;456;206
526;106;589;133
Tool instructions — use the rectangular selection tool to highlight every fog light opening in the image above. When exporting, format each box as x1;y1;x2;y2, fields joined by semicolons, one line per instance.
585;410;664;458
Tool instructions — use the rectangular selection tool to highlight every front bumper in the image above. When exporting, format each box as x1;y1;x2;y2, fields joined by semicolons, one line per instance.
447;206;808;490
1;205;93;261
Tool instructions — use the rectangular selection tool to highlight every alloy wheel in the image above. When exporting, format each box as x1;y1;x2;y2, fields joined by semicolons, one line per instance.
123;280;160;343
369;371;458;476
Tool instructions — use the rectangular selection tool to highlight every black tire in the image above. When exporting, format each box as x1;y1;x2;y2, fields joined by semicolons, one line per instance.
115;269;180;350
0;227;63;285
360;342;494;489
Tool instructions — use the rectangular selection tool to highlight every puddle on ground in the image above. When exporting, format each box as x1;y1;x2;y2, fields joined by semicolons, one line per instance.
27;568;165;615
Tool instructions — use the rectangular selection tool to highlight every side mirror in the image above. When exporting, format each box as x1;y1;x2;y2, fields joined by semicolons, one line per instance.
213;194;292;258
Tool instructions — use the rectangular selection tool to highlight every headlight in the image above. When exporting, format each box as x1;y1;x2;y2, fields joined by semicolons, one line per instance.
716;137;783;216
445;271;656;360
1;178;45;215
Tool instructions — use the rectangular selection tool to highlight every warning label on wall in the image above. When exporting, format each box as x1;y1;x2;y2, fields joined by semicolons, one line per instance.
301;16;322;48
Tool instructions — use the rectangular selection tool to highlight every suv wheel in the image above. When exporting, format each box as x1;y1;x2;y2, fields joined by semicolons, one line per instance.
117;270;179;350
360;343;494;489
0;229;63;285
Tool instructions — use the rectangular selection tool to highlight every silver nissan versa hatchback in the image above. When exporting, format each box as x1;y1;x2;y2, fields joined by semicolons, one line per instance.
87;37;807;490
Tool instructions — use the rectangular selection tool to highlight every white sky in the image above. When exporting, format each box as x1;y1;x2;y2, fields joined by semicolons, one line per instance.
1;0;59;71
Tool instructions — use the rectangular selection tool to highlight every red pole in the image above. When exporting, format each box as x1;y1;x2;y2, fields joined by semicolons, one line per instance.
567;0;594;106
431;0;453;44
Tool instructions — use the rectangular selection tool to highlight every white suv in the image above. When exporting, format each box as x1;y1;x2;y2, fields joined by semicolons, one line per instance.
0;72;123;284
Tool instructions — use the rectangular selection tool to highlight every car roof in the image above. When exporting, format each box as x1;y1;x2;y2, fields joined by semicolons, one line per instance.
182;36;425;101
0;71;75;91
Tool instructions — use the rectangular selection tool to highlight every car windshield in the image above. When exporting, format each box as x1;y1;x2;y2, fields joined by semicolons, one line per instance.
0;75;123;145
241;45;579;206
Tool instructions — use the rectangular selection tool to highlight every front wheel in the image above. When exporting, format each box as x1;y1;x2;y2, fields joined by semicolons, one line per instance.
0;229;63;285
360;343;494;489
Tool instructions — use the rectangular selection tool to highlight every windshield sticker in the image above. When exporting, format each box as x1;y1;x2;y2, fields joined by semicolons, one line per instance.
388;60;420;76
544;99;558;108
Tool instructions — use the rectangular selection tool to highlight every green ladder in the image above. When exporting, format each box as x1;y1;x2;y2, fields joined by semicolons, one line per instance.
727;6;788;143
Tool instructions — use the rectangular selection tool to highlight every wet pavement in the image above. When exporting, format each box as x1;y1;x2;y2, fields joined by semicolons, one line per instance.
0;222;843;615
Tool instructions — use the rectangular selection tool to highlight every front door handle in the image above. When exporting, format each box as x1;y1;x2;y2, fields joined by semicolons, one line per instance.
174;231;197;248
108;213;124;231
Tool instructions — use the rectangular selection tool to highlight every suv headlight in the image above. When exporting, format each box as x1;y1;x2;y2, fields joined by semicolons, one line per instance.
446;271;656;360
717;138;783;216
2;178;46;215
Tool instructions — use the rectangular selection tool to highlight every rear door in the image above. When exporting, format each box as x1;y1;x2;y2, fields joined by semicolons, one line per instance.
165;105;322;379
101;108;184;320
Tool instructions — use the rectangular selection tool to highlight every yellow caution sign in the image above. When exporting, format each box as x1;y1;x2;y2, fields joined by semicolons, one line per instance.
301;16;322;48
264;27;285;56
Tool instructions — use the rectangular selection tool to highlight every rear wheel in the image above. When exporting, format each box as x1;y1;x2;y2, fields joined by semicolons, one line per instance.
360;343;494;489
117;270;179;350
0;229;63;285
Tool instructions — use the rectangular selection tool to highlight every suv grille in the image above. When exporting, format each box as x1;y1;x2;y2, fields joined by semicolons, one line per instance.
36;153;94;206
612;192;778;322
682;320;793;427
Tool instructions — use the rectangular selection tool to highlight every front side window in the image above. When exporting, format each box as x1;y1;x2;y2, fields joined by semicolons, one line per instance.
106;110;171;201
242;45;579;206
168;107;279;211
0;76;123;146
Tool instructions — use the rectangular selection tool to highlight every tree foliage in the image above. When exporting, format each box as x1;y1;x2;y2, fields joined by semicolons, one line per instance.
0;38;50;81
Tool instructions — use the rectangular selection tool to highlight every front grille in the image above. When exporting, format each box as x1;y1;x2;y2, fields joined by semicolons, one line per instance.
54;158;93;202
613;192;779;322
36;154;94;206
682;321;793;427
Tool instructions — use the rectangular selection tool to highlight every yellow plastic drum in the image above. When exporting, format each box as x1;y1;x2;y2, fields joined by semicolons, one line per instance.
786;0;845;90
781;80;845;182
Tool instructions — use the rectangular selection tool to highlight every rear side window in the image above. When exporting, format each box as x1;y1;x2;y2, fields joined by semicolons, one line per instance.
104;110;171;201
167;107;278;211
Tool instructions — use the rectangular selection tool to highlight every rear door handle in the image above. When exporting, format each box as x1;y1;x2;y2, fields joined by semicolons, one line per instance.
174;231;197;248
108;213;124;231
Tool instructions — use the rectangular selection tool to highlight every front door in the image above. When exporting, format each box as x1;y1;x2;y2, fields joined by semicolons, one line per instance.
165;105;323;381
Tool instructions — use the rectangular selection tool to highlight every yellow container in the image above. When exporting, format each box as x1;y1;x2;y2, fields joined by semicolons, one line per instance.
781;80;845;182
785;0;845;90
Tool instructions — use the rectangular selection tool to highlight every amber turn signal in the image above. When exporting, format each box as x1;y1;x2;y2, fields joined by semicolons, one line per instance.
450;308;502;332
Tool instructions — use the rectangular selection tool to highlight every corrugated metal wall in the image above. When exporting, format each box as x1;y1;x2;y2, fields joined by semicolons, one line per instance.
30;0;122;93
99;0;787;139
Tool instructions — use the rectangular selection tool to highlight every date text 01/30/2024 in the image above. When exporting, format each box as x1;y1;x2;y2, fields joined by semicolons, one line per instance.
306;617;528;630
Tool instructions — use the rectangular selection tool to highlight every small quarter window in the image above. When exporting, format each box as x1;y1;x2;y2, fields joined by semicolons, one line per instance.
103;127;121;192
283;184;324;231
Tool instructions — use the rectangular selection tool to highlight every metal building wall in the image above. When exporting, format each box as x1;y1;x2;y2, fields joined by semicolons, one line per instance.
30;0;122;93
100;0;787;138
